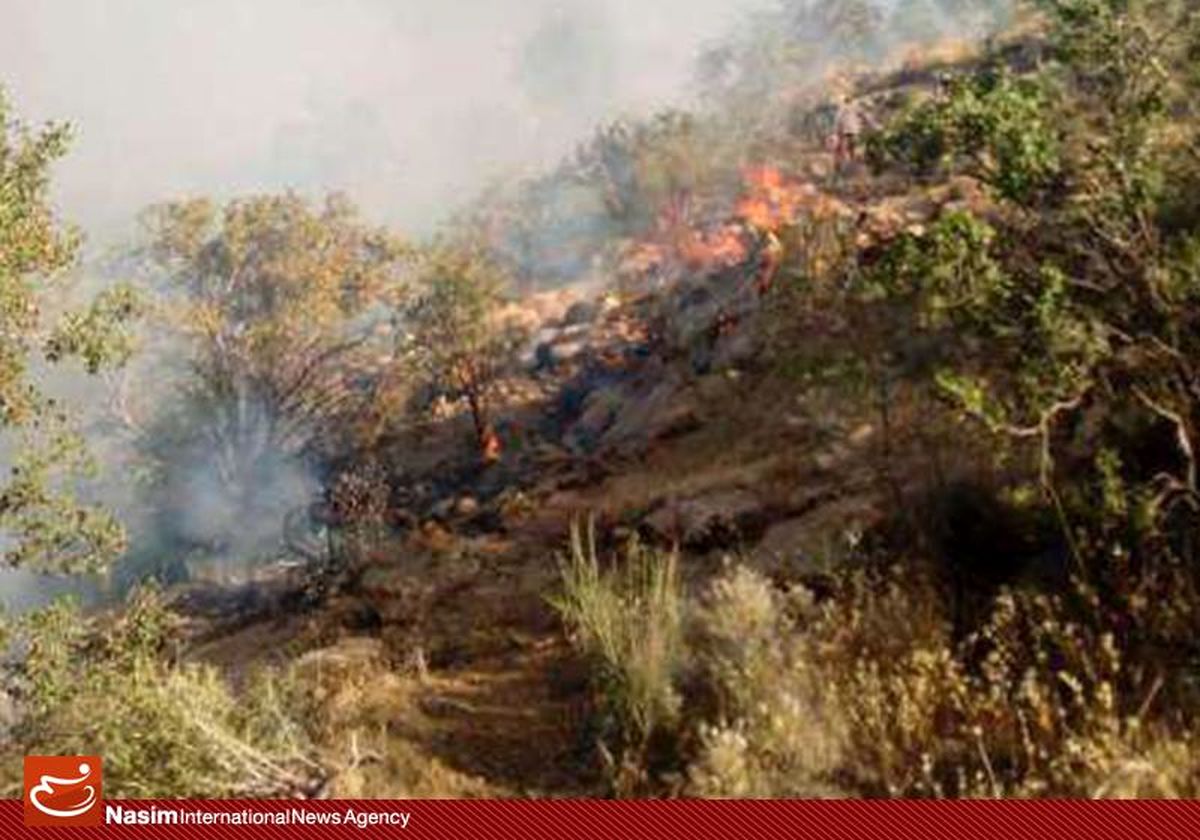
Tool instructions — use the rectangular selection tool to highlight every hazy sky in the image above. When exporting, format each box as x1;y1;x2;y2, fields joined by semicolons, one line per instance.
1;0;746;243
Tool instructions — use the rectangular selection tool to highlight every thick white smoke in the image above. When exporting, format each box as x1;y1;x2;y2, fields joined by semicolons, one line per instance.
1;0;748;243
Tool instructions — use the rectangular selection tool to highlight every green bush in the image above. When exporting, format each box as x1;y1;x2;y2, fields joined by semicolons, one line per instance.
4;588;321;798
552;520;684;791
869;68;1062;204
866;0;1200;662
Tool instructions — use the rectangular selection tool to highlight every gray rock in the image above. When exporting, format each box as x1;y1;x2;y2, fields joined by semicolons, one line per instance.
531;325;591;370
430;497;457;520
711;328;760;371
548;340;587;366
670;297;722;351
643;489;767;550
563;300;600;326
751;517;835;579
749;497;883;580
558;323;592;342
602;379;700;448
531;325;562;346
455;495;480;516
665;280;763;374
564;386;623;452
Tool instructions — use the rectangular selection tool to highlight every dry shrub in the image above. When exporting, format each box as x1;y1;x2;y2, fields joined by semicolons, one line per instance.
553;506;1200;799
684;564;1200;798
687;567;846;797
290;637;491;798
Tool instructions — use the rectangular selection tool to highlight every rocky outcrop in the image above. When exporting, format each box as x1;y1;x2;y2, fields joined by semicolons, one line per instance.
642;489;769;551
600;377;701;448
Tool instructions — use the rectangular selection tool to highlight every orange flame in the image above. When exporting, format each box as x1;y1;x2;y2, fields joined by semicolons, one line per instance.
619;164;850;283
481;426;502;464
734;165;817;232
673;223;747;271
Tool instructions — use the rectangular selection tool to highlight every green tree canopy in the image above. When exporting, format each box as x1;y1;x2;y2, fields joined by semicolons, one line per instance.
403;240;521;461
137;192;411;460
0;89;139;573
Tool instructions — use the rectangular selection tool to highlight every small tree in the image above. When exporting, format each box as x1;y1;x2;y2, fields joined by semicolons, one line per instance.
574;112;735;240
122;193;409;574
135;192;410;458
404;243;519;462
0;88;139;573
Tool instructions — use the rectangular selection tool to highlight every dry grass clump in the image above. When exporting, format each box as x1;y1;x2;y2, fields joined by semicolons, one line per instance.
887;585;1195;794
555;537;1200;798
290;636;493;798
693;566;1200;798
551;520;685;791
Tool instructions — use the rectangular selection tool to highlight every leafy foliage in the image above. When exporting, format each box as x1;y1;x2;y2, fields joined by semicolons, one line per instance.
0;90;138;572
138;192;410;458
552;521;685;793
44;284;143;374
114;193;412;580
403;241;521;458
3;588;319;798
869;68;1063;203
560;0;1200;800
864;0;1200;671
7;0;1200;803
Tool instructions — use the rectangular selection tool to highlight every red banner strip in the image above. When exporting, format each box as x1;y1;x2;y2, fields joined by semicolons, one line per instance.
2;798;1198;839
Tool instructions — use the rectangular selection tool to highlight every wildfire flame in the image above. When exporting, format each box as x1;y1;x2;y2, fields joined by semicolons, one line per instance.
677;225;749;271
481;426;502;464
735;165;818;232
620;164;849;283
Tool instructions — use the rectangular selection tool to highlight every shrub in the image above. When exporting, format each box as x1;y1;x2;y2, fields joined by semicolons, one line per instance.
683;564;1200;798
4;587;321;798
686;567;847;797
0;90;136;574
403;241;524;461
551;520;684;791
868;68;1062;204
558;548;1200;797
865;0;1200;675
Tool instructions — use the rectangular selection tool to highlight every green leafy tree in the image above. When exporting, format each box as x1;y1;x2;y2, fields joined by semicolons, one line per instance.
869;68;1063;204
0;89;139;573
404;242;522;462
465;110;737;292
866;0;1200;647
3;588;317;797
136;192;410;462
574;111;737;239
119;193;409;578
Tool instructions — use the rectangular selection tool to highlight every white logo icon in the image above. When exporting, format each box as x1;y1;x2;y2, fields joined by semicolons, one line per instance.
29;761;98;819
